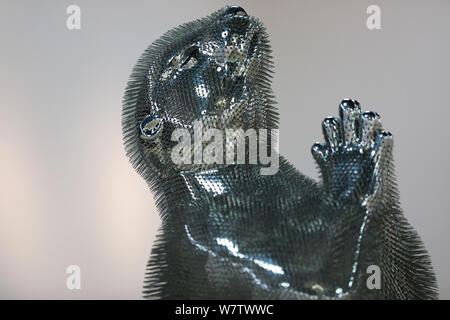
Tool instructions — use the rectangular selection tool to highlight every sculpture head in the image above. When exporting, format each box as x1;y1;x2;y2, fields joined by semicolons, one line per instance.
122;6;277;182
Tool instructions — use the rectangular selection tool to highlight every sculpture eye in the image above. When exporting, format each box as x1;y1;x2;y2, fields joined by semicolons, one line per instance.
140;115;163;140
179;46;199;69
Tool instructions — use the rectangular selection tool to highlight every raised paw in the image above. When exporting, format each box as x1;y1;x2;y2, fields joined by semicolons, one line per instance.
311;99;393;202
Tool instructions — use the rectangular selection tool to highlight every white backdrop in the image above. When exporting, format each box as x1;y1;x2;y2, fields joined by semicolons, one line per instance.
0;0;449;299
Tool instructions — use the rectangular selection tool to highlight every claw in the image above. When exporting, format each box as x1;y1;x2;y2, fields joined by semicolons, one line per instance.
362;111;380;120
339;99;361;118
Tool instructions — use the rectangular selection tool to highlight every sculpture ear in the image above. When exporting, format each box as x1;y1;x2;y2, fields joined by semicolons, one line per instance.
140;114;163;140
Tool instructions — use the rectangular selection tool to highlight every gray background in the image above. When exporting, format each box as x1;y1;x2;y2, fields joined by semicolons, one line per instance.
0;0;449;299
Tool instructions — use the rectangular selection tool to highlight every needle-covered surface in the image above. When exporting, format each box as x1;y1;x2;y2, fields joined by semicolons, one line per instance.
122;6;438;299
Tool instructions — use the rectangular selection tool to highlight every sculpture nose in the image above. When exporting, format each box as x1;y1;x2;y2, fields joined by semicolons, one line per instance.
224;6;247;16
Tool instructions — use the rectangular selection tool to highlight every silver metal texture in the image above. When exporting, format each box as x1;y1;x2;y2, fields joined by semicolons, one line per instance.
122;6;438;299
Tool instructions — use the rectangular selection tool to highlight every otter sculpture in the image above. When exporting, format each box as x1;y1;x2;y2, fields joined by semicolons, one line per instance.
122;6;437;299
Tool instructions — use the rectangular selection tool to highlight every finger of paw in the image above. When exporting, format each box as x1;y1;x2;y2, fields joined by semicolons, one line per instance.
361;111;382;147
311;142;328;164
322;116;342;149
339;99;362;146
372;131;393;164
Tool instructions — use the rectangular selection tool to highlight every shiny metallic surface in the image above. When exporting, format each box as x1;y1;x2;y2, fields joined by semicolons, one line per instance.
140;115;163;140
122;6;438;299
